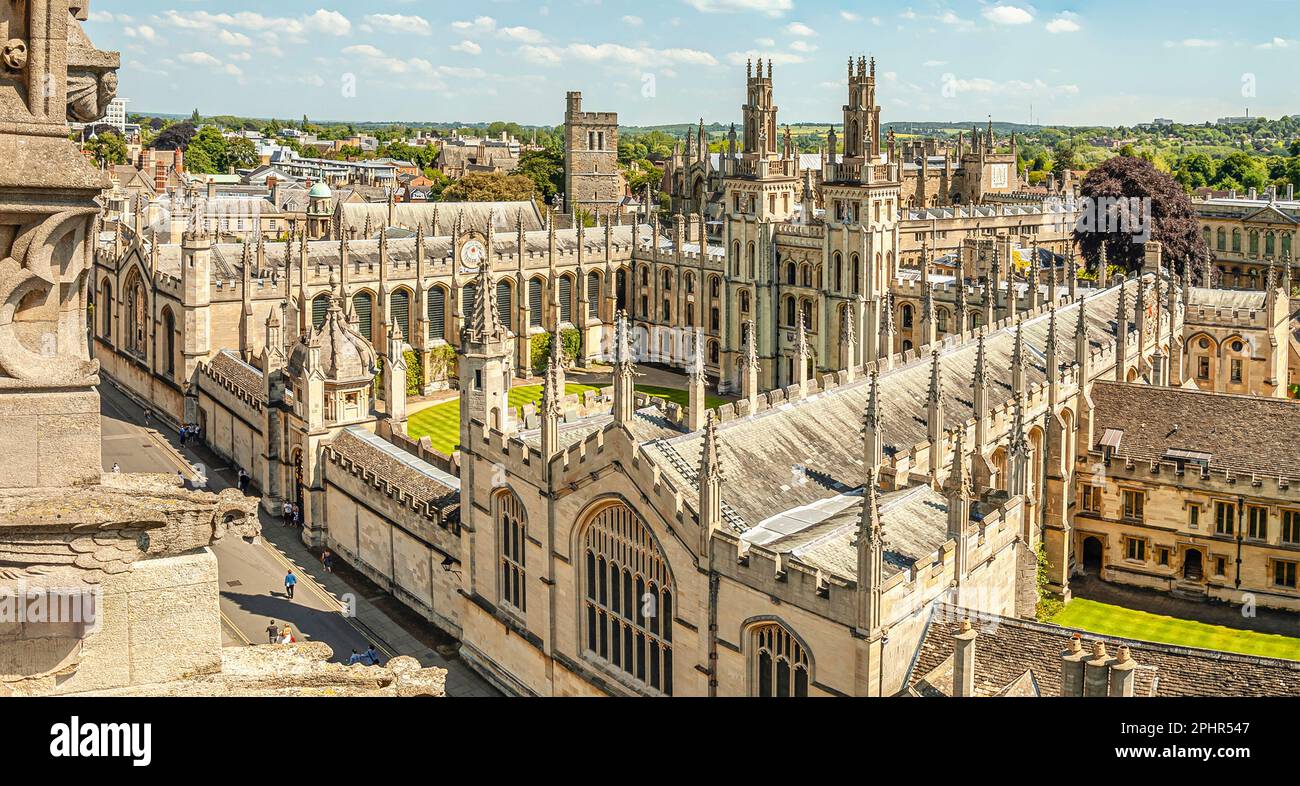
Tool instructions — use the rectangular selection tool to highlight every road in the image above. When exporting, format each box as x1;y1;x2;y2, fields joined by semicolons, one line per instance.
99;382;377;661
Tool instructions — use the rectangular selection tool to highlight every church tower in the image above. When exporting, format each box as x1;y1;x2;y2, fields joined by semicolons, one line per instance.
458;255;513;444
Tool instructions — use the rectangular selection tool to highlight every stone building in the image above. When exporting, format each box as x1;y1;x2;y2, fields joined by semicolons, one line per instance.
1196;190;1298;289
564;91;626;218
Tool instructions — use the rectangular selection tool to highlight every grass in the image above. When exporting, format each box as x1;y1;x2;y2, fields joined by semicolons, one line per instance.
635;384;729;410
407;383;598;455
1048;598;1300;662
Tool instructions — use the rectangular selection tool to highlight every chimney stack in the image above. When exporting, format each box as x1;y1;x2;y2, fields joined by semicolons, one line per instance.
1084;640;1115;697
953;619;978;698
1060;633;1088;697
1109;645;1138;697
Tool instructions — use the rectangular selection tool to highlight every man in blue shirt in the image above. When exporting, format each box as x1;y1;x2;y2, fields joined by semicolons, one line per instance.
284;570;297;599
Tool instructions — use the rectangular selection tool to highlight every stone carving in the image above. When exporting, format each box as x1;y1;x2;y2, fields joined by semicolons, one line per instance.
67;13;118;123
1;38;25;73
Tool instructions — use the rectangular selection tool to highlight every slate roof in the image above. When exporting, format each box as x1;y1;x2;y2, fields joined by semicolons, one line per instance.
1186;286;1267;312
645;282;1129;530
1088;380;1300;477
907;606;1300;697
327;426;461;522
206;350;264;400
338;201;544;237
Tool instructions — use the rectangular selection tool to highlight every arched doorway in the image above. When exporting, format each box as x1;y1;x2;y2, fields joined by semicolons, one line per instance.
1082;536;1103;574
1183;548;1203;581
292;448;305;509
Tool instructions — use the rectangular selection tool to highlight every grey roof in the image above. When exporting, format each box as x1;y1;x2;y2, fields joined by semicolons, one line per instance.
645;283;1128;530
338;201;544;236
1088;380;1300;478
1187;286;1267;311
206;350;264;400
328;426;460;520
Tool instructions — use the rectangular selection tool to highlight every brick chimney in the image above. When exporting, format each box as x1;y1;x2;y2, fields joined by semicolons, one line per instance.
1060;633;1088;697
952;619;978;698
1084;640;1115;697
1109;645;1138;697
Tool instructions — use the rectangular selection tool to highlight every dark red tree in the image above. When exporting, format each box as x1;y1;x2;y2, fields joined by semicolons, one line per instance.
1073;156;1208;279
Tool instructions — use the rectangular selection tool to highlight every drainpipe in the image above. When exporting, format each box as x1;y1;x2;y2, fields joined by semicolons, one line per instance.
1235;494;1245;589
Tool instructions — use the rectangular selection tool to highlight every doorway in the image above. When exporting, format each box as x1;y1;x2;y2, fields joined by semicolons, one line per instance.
1183;549;1204;581
1082;536;1103;575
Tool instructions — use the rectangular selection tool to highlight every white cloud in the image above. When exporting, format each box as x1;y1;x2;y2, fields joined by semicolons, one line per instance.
982;5;1034;25
157;9;349;37
726;49;806;66
451;16;498;36
520;43;719;68
785;22;817;36
179;51;222;67
451;40;482;55
755;37;776;47
1046;13;1081;33
622;15;644;26
123;25;160;43
342;44;386;59
1255;37;1294;49
840;11;861;22
683;0;793;17
499;26;546;44
363;14;432;36
789;40;818;53
217;29;252;47
1164;38;1220;48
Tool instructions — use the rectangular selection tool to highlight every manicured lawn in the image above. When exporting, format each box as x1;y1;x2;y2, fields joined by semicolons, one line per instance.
1049;599;1300;662
408;383;598;455
635;384;729;410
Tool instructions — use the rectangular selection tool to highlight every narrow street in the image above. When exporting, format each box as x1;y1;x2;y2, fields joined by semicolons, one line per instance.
98;380;499;695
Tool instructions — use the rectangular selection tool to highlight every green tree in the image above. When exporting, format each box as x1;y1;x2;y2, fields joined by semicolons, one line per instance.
85;127;128;166
515;148;564;203
440;172;538;203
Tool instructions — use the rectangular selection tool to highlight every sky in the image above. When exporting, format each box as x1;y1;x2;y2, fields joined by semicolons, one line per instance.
87;0;1300;128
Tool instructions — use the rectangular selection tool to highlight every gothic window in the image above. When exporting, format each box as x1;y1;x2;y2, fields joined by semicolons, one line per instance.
353;292;374;342
732;241;742;277
834;253;843;292
785;296;796;328
684;273;695;295
587;272;601;318
494;281;512;331
1232;228;1242;253
1266;232;1276;257
100;279;113;339
581;501;674;695
937;308;949;334
710;307;720;332
661;270;672;291
902;304;914;329
750;623;809;697
1217;228;1226;252
161;307;176;377
426;286;447;341
740;290;751;313
747;243;756;278
710;276;721;299
1215;501;1235;535
709;340;719;364
1249;230;1260;255
615;269;628;312
685;305;695;328
852;256;861;295
801;299;813;330
661;298;671;322
529;278;543;327
124;273;148;359
497;489;527;613
800;264;811;288
559;276;573;323
785;262;796;285
312;294;330;328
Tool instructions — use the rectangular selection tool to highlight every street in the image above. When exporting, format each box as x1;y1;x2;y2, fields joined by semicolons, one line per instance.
97;381;499;695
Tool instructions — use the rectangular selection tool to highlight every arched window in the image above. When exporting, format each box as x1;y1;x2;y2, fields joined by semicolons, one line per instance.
851;256;861;295
1249;230;1260;255
800;264;811;288
123;272;148;358
312;294;330;328
710;306;720;332
709;275;721;299
582;501;673;695
1216;228;1226;252
494;281;512;331
528;278;543;327
462;282;477;318
427;286;446;341
497;489;526;613
801;299;813;330
100;279;113;339
1232;229;1242;253
161;307;176;377
902;303;914;329
740;289;751;314
732;241;742;276
353;291;375;342
587;272;601;318
834;253;843;292
785;296;796;327
661;269;672;291
750;623;810;697
709;340;719;364
559;276;573;323
937;308;949;334
1266;232;1276;257
747;242;756;278
785;262;796;285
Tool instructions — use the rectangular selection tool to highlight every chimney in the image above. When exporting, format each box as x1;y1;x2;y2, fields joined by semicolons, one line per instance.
1084;640;1115;697
953;619;978;698
1060;633;1088;697
1108;645;1138;697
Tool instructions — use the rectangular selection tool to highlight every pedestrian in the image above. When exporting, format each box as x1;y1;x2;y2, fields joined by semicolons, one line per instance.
180;425;188;446
111;462;120;473
347;648;364;665
143;408;151;427
279;625;294;645
236;468;247;493
282;499;292;526
284;570;297;599
266;619;279;644
364;644;382;667
292;506;302;528
322;549;334;573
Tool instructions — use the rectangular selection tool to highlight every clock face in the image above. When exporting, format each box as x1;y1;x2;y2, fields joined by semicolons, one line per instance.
462;239;487;268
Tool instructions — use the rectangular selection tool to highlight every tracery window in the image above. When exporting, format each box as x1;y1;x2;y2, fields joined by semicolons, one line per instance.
124;273;148;359
497;489;527;613
750;623;810;697
581;502;673;695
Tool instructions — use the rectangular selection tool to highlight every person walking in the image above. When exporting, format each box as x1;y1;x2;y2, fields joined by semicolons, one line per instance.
279;625;295;645
321;549;334;573
111;462;120;473
284;570;297;599
266;619;279;644
347;649;365;665
364;644;382;667
282;499;292;526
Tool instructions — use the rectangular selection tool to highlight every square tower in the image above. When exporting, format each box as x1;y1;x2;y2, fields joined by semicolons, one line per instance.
564;92;625;219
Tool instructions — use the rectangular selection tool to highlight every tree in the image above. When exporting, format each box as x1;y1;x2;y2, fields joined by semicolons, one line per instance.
1074;156;1208;277
85;127;127;167
440;172;538;203
1214;152;1268;190
150;121;197;152
515;148;564;203
225;136;259;170
1052;141;1079;180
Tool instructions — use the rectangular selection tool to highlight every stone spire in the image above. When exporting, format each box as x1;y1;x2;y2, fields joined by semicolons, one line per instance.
855;465;885;636
944;428;973;574
687;328;708;432
920;281;937;347
1045;305;1059;402
840;307;858;382
383;321;408;430
467;261;505;345
795;316;812;396
740;319;760;413
612;310;637;424
973;332;989;447
1011;316;1027;399
1007;396;1030;498
1075;296;1090;380
540;354;563;459
927;348;944;480
1115;280;1129;382
880;292;897;362
864;368;886;470
698;410;724;557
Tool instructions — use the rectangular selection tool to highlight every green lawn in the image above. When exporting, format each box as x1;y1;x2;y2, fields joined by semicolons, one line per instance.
635;384;729;410
1049;599;1300;662
408;383;598;455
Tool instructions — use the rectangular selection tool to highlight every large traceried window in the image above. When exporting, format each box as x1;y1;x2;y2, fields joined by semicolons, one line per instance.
581;502;673;695
750;623;810;697
497;489;526;613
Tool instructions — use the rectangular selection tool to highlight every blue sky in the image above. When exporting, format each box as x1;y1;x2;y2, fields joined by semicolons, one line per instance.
88;0;1300;128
